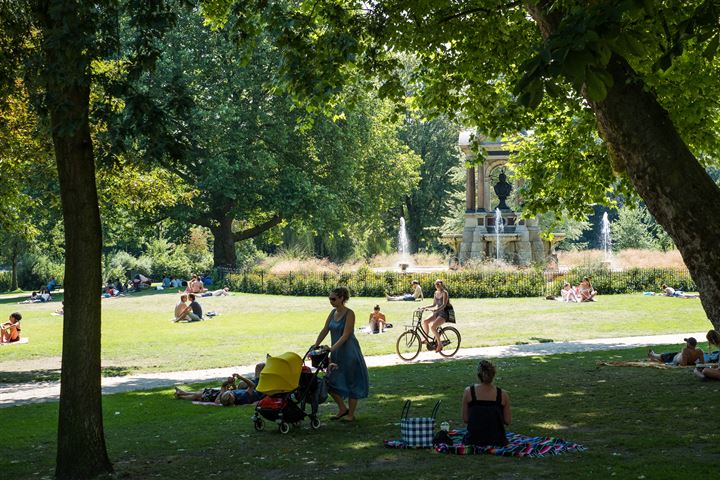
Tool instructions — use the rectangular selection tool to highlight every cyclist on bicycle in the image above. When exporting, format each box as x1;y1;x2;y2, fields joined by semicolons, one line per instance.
419;279;452;353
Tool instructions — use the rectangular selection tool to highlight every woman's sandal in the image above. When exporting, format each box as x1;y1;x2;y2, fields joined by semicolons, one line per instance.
330;410;349;421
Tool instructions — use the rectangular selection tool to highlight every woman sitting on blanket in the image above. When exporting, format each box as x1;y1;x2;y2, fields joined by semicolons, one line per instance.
1;312;22;343
695;330;720;381
462;360;511;447
174;363;265;405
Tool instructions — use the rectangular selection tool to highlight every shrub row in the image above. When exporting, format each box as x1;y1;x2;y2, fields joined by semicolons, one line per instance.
224;267;695;298
0;271;11;292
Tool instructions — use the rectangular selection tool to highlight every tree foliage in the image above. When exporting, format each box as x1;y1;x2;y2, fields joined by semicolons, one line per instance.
112;9;421;266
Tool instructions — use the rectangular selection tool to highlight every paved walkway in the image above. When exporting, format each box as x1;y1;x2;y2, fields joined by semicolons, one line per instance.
0;331;706;408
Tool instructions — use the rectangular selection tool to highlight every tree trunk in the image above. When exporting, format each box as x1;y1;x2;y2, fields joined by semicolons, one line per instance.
529;4;720;329
39;2;113;479
211;215;238;268
589;56;720;329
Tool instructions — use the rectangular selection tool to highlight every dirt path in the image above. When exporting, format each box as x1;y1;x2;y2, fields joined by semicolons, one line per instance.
0;331;705;408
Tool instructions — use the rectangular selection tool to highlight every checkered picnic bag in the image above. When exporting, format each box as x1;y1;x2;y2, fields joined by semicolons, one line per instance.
399;399;442;447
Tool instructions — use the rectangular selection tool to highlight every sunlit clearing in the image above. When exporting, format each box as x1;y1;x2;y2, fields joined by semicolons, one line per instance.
531;422;568;431
544;393;563;398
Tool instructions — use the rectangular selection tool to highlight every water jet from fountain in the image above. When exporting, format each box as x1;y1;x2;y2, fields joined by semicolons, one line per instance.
398;217;411;271
495;208;504;261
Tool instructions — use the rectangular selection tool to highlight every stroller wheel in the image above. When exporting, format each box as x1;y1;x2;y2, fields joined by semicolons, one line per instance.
279;422;290;434
254;418;265;431
310;417;321;429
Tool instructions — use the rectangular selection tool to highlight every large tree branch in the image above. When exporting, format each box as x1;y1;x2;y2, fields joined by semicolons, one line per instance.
438;2;521;24
232;214;283;241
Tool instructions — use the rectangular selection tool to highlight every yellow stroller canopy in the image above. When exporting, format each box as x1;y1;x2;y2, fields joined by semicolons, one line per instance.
256;352;303;395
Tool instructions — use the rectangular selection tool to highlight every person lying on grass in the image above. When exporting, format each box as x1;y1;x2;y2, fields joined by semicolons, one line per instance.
660;284;700;299
1;312;22;343
694;330;720;381
648;337;704;366
174;363;266;405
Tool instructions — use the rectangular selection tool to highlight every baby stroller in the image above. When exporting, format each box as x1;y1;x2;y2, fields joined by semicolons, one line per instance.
251;348;329;434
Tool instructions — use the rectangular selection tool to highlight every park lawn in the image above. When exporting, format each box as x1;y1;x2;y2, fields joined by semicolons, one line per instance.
0;290;711;382
2;347;717;480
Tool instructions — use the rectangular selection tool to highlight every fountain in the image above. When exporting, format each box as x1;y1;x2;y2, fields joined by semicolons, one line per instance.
600;212;612;268
494;208;504;261
398;217;411;271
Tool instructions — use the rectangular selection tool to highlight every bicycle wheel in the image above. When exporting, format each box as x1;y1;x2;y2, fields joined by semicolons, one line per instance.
438;326;461;357
396;330;422;361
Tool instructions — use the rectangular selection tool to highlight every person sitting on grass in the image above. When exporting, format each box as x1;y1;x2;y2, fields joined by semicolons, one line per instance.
577;277;597;302
173;294;200;322
661;284;700;299
174;363;266;405
19;291;40;304
560;282;579;302
1;312;22;344
368;305;387;333
648;337;705;366
188;293;203;320
694;330;720;381
185;275;208;294
386;280;423;302
462;360;511;447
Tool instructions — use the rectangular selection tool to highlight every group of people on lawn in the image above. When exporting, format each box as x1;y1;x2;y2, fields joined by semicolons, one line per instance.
559;277;597;302
168;274;708;448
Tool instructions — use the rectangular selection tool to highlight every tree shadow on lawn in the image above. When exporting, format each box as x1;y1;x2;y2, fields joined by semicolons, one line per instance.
3;348;718;479
0;292;65;305
0;366;134;384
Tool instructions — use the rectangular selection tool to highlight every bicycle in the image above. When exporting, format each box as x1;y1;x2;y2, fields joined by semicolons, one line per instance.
395;308;461;361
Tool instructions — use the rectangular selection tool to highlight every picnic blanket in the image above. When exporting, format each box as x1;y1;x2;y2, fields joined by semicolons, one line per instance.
597;360;714;369
384;429;586;457
0;337;28;346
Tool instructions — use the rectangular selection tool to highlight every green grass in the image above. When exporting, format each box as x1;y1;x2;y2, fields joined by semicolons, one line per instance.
2;347;717;479
0;290;711;382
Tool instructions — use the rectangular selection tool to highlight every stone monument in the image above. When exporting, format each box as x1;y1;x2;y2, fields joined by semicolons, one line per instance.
455;130;564;265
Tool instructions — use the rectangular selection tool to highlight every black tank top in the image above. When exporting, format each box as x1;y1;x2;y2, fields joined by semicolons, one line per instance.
464;385;508;446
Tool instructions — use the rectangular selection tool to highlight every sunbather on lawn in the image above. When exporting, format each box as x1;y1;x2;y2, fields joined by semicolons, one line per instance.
648;337;704;366
174;363;265;405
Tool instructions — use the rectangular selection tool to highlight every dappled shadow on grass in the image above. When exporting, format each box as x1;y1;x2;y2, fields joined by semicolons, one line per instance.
0;292;65;305
3;347;719;479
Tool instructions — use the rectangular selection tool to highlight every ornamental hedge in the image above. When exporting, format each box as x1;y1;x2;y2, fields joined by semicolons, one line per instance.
223;267;695;298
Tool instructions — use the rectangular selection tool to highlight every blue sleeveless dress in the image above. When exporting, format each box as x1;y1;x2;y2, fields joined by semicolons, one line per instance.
327;309;369;399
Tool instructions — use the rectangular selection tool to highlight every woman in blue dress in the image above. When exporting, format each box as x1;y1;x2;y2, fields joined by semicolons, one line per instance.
312;286;369;422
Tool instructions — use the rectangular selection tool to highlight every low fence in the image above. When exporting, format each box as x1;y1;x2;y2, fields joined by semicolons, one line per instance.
217;267;695;299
